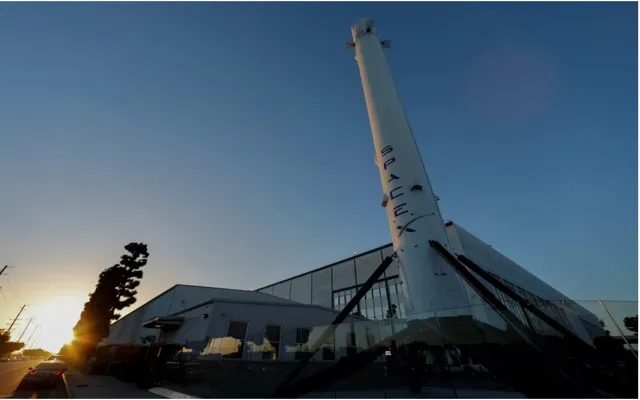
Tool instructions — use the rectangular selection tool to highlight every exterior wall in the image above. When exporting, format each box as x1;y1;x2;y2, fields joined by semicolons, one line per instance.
162;301;375;362
104;285;304;347
447;222;601;342
106;287;178;345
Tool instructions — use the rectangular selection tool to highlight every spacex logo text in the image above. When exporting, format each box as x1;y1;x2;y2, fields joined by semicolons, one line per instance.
379;144;424;238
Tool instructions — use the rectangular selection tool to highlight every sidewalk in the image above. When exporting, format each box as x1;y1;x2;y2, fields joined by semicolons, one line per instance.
65;369;162;399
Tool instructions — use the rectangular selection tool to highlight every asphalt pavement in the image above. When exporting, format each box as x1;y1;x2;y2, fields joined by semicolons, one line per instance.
0;360;68;398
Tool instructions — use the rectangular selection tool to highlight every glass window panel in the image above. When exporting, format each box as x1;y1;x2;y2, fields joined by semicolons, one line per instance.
322;345;336;361
355;250;384;285
376;305;384;320
296;328;310;344
222;321;248;359
312;267;332;308
258;286;274;296
262;325;281;360
381;246;399;277
366;297;374;310
290;274;312;304
294;328;312;360
359;299;367;316
345;294;352;304
332;260;356;291
389;283;397;295
273;281;291;300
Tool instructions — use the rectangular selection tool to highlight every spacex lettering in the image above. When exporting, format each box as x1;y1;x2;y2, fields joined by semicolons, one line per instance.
380;145;413;237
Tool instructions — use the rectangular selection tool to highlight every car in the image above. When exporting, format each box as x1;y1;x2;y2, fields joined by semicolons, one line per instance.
46;354;68;363
14;361;67;391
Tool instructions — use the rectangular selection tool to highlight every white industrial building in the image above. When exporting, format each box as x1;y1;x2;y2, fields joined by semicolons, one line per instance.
101;220;602;362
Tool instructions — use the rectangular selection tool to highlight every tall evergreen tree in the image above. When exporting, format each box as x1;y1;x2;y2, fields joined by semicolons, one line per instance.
72;242;149;351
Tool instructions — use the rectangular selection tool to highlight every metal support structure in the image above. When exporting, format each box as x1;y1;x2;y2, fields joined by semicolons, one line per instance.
458;255;598;349
429;240;601;398
272;254;395;398
599;300;637;359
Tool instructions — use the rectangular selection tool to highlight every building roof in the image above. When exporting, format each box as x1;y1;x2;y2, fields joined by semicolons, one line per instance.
182;285;301;306
255;242;394;291
169;291;367;321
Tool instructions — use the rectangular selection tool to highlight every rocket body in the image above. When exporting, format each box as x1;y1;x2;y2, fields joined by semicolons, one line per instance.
351;19;471;318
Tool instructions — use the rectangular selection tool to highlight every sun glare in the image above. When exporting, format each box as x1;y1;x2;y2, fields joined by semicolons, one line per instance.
29;295;85;353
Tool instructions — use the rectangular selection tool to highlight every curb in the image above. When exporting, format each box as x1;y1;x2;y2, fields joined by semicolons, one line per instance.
148;387;199;398
62;374;74;398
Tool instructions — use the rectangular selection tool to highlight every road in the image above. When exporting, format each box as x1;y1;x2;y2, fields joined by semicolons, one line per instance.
0;361;32;397
0;360;68;398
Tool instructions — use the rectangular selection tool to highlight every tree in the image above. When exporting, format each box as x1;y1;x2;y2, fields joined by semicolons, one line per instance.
71;242;149;362
623;315;638;335
22;348;52;359
0;330;25;356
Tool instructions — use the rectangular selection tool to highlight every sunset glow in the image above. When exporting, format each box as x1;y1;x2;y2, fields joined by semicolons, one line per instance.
28;295;85;353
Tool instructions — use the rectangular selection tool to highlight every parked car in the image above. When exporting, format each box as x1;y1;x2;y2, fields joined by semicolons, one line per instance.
15;361;67;391
46;355;68;363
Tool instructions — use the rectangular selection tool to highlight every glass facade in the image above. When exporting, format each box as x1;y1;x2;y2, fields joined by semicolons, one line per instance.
311;267;332;308
290;274;311;304
256;246;407;324
355;250;383;285
273;281;290;300
332;260;356;291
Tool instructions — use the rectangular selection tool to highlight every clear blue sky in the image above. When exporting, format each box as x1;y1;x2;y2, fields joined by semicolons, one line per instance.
0;2;636;347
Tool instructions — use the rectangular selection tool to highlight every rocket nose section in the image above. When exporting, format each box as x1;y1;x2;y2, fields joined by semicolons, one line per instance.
351;18;376;41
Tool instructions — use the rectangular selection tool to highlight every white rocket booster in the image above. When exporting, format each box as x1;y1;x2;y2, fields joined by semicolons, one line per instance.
348;19;471;318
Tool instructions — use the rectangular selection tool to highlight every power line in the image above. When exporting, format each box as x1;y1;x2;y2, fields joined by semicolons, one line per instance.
17;317;34;343
25;324;39;348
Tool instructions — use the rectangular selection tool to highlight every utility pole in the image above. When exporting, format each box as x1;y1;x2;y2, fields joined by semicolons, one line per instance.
7;304;26;335
17;317;34;343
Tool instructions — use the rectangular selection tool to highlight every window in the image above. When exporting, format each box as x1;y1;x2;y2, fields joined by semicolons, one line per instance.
332;260;356;291
258;286;274;296
221;321;248;359
333;287;361;315
322;338;336;361
295;328;312;360
273;281;291;300
355;251;383;284
262;325;281;360
290;274;312;304
312;268;332;308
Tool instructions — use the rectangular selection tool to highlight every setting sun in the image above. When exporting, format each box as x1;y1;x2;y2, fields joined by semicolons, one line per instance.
28;295;85;353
